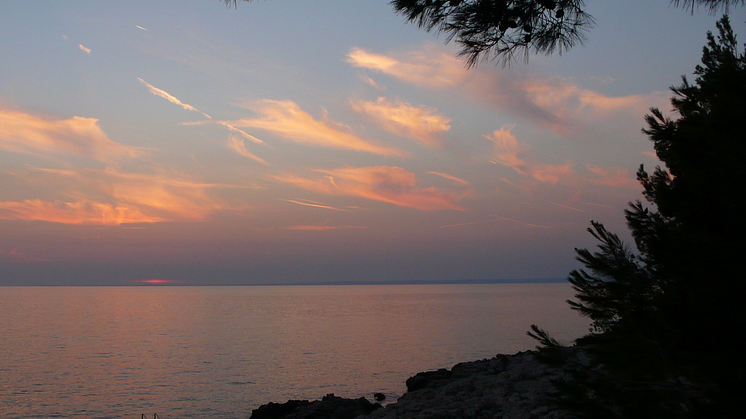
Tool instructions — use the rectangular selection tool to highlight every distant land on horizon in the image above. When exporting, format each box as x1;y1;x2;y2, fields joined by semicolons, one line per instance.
2;278;568;286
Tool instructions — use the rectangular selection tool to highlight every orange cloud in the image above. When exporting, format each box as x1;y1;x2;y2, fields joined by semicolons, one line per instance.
226;135;268;165
485;124;573;185
585;165;640;189
484;124;527;174
347;46;466;90
229;100;403;156
486;125;638;189
138;78;212;119
348;45;668;137
350;97;450;147
272;166;466;211
0;107;141;162
79;44;91;54
531;163;575;185
0;199;163;225
0;168;234;225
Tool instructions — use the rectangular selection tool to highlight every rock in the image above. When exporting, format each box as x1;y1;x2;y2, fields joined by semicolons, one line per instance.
362;350;583;419
251;348;587;419
250;400;311;419
405;368;452;391
250;393;381;419
373;393;386;402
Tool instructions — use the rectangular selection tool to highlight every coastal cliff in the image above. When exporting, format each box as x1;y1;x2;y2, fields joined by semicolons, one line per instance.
250;349;581;419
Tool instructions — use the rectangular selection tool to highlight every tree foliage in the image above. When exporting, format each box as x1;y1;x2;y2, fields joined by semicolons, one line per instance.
389;1;743;66
390;0;594;66
531;15;746;418
227;1;743;65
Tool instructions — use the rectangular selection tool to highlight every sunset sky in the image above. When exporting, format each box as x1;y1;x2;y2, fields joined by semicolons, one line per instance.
2;1;743;285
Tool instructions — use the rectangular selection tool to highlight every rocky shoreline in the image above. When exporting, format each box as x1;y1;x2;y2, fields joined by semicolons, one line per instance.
250;349;581;419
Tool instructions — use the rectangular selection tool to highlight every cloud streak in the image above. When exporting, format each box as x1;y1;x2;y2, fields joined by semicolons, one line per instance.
137;78;212;119
284;225;366;231
229;100;403;156
0;199;163;225
226;135;268;165
79;44;91;54
0;107;141;162
281;199;351;212
272;166;466;211
350;97;450;147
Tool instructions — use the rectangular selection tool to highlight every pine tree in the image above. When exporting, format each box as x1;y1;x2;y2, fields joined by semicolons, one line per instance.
530;15;746;418
226;1;743;65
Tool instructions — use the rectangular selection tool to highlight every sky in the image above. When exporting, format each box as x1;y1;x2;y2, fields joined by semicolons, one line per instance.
1;1;744;285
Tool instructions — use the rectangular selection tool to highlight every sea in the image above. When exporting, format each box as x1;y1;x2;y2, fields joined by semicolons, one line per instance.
0;283;589;419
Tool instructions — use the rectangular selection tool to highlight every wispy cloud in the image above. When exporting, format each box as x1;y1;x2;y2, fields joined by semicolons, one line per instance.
79;44;91;54
226;136;268;165
137;78;212;119
495;215;552;229
350;97;450;147
184;120;267;146
427;171;470;186
229;100;403;156
347;46;464;90
271;166;466;211
439;215;551;229
486;124;638;190
359;75;384;90
0;107;141;162
0;248;52;262
585;164;639;189
0;199;163;225
348;45;668;137
439;220;491;229
215;121;266;145
485;124;527;175
136;25;148;31
485;124;575;185
281;199;350;212
0;168;236;225
551;202;585;212
284;225;366;231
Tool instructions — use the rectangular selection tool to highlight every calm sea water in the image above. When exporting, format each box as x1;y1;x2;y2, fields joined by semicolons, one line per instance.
0;284;588;419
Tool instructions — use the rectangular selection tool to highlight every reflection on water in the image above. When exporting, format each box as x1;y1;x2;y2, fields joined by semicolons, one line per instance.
0;284;588;418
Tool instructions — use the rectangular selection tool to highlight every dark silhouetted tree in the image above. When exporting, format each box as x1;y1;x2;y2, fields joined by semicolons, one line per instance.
531;15;746;418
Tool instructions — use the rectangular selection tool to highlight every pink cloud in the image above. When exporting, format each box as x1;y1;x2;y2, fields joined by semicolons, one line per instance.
0;107;142;162
0;168;237;225
348;45;668;137
228;100;403;156
281;199;351;212
486;125;638;190
0;199;163;225
350;97;451;147
226;135;268;165
272;166;467;211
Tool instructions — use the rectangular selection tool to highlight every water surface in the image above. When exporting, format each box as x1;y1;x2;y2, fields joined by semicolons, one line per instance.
0;284;588;418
